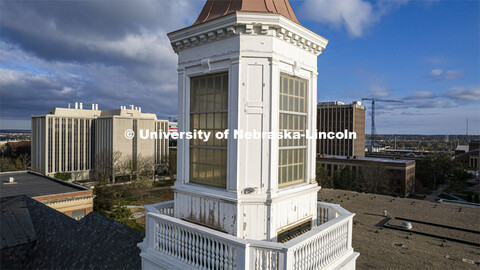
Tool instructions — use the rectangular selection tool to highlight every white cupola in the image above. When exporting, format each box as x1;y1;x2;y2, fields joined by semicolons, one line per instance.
168;0;328;241
140;1;358;269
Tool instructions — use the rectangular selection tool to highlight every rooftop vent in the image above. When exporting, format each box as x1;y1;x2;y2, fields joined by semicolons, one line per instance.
401;221;413;230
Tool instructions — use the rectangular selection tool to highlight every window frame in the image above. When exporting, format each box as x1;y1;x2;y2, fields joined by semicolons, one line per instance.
278;73;309;188
188;72;229;189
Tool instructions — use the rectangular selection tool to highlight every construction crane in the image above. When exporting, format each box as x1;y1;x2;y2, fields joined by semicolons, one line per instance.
361;97;404;151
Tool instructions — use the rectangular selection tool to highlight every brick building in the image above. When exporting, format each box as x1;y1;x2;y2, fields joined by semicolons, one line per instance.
318;155;416;196
0;171;94;219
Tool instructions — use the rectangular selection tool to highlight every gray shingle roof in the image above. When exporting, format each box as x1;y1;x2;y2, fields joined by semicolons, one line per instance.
1;195;144;269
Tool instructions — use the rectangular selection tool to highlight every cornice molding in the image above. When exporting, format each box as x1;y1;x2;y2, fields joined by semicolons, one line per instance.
168;13;328;56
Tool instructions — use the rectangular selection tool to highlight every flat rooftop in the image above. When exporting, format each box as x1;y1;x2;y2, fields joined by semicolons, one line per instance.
320;155;414;164
318;189;480;269
0;171;88;198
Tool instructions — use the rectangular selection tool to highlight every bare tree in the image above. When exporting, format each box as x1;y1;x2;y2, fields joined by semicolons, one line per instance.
358;164;390;194
120;154;156;183
143;156;156;182
111;151;123;184
94;150;122;184
17;153;30;170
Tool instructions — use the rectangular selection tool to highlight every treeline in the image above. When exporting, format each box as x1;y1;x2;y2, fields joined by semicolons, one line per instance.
0;141;31;172
316;164;395;195
317;153;472;196
415;153;471;192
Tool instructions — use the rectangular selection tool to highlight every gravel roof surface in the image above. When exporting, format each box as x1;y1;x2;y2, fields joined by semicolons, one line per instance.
318;189;480;270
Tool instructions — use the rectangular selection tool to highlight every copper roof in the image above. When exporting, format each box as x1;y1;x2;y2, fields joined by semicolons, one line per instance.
193;0;300;25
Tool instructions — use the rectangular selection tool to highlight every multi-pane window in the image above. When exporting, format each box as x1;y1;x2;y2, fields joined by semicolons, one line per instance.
279;74;307;187
190;73;228;188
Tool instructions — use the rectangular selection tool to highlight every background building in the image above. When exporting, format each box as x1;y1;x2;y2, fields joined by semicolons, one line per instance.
455;141;480;169
31;103;169;180
318;155;416;196
317;101;366;157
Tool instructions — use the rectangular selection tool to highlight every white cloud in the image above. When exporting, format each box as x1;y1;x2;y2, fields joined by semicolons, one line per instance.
427;68;465;81
368;85;390;98
300;0;406;37
429;69;443;77
0;0;205;124
443;70;465;80
445;86;480;102
404;91;436;100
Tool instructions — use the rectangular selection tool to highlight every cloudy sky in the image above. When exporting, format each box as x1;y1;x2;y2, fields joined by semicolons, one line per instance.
0;0;479;135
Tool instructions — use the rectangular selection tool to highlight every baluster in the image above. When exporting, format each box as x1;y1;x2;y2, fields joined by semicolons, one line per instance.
160;222;167;252
184;229;188;262
202;236;207;269
207;238;213;269
178;228;183;261
301;246;305;270
215;240;219;269
325;233;329;266
274;251;278;270
294;249;298;270
171;224;175;256
302;245;306;270
227;245;232;270
159;222;165;252
268;250;271;270
174;227;178;258
188;232;193;265
232;247;237;269
158;222;165;252
165;224;170;255
154;221;159;250
220;243;225;269
313;238;317;268
200;235;204;268
317;237;321;266
268;250;272;270
178;228;182;259
193;234;198;267
171;226;175;257
307;243;311;269
260;249;263;270
257;250;261;270
299;248;302;269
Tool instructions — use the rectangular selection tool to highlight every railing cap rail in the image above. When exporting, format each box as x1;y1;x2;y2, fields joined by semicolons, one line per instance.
148;212;248;246
145;200;355;253
285;214;353;249
145;201;174;214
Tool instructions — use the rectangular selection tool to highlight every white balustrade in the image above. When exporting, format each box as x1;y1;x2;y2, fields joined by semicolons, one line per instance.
141;201;355;270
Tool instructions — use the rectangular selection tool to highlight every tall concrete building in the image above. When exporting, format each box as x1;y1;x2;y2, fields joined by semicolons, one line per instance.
31;103;169;180
317;101;366;157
